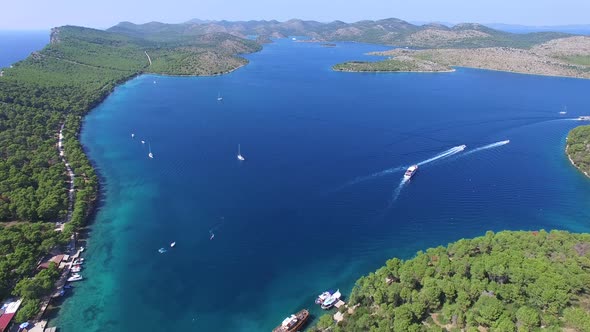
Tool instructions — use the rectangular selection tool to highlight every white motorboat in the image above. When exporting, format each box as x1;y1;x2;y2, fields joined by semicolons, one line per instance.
217;92;223;101
403;165;418;180
170;242;176;248
315;291;332;304
67;274;83;282
321;289;342;309
148;143;154;159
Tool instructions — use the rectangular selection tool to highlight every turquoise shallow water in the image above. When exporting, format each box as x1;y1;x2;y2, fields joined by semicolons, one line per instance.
53;39;590;331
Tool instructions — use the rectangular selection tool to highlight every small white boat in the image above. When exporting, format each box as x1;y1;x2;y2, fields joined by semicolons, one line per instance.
292;37;296;41
315;291;332;304
67;274;83;282
71;266;82;273
210;232;215;240
80;246;85;252
170;242;176;248
217;92;223;101
321;289;342;309
131;133;135;138
403;165;418;181
237;144;245;161
560;106;567;115
148;143;154;159
72;259;84;265
158;247;167;254
141;140;145;144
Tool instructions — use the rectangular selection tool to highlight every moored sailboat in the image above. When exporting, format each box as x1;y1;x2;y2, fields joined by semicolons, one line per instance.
237;144;245;161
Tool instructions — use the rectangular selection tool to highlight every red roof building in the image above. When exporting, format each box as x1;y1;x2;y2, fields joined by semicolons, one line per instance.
0;299;22;332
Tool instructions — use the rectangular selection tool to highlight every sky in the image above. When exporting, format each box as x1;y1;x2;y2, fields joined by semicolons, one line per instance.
1;0;589;30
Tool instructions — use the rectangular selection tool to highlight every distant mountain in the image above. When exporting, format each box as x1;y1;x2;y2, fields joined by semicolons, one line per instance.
487;23;590;35
109;18;573;49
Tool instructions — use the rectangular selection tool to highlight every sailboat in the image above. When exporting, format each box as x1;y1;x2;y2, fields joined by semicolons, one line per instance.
237;144;245;161
217;92;223;101
148;143;154;159
560;106;568;115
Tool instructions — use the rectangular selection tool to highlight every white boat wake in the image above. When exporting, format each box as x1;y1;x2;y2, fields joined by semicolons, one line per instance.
387;178;408;208
417;145;467;166
336;145;467;192
340;166;407;188
462;140;510;157
384;145;465;208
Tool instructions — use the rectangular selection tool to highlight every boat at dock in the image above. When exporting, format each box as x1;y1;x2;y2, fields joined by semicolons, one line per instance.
67;274;83;282
272;309;309;332
321;289;342;309
315;291;332;304
404;165;418;180
71;266;82;273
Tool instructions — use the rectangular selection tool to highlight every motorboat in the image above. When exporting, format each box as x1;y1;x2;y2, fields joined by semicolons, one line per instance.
315;291;332;304
403;165;418;180
170;242;176;248
67;274;83;282
321;289;342;310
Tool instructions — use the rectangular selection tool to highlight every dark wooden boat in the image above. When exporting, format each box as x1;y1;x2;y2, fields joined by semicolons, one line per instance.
272;309;309;332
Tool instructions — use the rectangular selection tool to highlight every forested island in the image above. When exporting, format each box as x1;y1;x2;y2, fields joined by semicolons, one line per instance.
312;230;590;331
566;125;590;177
0;24;260;322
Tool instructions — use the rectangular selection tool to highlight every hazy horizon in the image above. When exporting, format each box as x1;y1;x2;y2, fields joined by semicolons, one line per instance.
2;0;589;30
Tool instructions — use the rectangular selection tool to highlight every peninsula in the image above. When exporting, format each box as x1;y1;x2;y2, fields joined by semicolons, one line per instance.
312;230;590;331
0;24;260;324
566;125;590;177
333;36;590;78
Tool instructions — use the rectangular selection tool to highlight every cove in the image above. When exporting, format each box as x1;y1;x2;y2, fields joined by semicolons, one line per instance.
53;39;590;331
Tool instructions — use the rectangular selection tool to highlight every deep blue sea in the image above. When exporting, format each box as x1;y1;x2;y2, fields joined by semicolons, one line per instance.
53;39;590;331
0;31;48;67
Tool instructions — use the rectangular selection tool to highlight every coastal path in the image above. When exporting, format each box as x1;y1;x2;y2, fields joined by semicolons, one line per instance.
57;123;75;226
